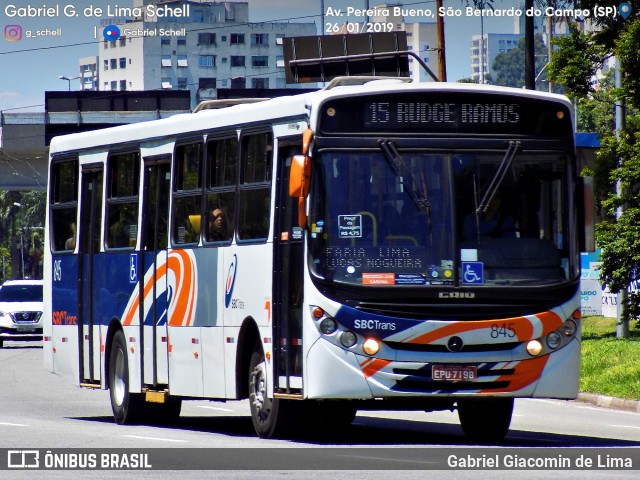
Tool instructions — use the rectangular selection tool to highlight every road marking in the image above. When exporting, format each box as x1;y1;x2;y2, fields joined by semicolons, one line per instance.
197;406;235;412
120;435;188;443
0;422;28;427
609;424;640;430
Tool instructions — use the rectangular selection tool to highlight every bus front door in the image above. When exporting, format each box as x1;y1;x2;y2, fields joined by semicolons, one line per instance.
273;141;305;395
140;157;171;387
78;165;103;385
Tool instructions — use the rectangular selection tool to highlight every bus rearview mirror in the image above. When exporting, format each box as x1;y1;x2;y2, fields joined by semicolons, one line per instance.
289;154;311;198
290;154;311;228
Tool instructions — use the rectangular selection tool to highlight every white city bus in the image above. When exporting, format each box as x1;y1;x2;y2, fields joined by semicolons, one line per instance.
44;77;585;441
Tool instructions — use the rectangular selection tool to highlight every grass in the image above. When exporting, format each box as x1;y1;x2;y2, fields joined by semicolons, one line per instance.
580;316;640;400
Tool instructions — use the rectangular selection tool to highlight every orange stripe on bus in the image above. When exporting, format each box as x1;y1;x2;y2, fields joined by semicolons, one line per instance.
168;250;196;327
481;355;548;393
536;310;564;336
361;358;391;378
122;261;168;326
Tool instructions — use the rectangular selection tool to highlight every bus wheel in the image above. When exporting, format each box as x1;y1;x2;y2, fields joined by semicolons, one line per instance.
108;329;145;425
248;342;292;438
457;397;513;442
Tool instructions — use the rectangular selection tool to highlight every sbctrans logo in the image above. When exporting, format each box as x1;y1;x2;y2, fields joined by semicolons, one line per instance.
225;254;238;308
8;450;39;468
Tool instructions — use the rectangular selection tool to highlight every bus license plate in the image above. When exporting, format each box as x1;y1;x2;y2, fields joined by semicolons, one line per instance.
432;365;477;382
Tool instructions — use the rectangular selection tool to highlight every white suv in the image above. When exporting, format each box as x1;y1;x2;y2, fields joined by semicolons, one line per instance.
0;280;43;348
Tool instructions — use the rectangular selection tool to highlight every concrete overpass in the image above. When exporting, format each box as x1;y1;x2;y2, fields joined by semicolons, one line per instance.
0;90;191;190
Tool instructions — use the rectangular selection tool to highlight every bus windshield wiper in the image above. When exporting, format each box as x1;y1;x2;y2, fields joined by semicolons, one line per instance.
378;139;433;244
476;140;521;214
378;139;431;211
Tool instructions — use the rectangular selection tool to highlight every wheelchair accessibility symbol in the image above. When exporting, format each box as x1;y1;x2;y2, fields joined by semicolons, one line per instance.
462;262;484;285
129;254;138;283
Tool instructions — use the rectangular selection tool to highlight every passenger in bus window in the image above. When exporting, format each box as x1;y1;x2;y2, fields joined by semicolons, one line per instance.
208;208;231;241
65;223;76;250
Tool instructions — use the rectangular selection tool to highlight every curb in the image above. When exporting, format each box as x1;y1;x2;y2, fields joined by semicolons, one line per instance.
577;392;640;413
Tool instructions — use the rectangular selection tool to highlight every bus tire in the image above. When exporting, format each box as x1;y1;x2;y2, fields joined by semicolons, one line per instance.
108;329;145;425
248;341;293;438
457;397;513;442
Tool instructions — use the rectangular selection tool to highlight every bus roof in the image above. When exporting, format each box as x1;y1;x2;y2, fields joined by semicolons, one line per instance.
48;80;573;156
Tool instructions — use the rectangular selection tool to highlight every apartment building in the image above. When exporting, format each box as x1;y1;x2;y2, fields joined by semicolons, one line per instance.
371;3;438;83
81;0;317;106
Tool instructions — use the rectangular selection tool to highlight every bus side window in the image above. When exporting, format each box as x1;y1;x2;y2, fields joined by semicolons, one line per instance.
238;132;272;241
106;152;140;249
205;136;237;243
49;159;79;252
172;142;203;245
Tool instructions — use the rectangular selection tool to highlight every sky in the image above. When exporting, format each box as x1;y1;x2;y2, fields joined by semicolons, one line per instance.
0;0;519;112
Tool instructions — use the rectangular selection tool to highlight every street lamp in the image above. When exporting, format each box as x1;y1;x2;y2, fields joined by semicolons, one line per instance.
58;75;80;91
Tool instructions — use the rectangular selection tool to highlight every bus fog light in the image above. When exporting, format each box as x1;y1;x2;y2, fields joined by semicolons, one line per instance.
362;338;380;355
526;340;543;356
546;331;562;349
340;331;357;348
319;317;337;335
563;319;577;337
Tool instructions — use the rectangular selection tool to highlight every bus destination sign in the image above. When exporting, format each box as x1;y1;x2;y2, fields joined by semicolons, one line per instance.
318;92;572;136
366;101;520;128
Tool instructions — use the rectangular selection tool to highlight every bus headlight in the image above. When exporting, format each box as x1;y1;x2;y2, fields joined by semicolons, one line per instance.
319;317;338;335
362;338;380;355
546;331;562;349
526;340;543;356
340;331;357;348
563;319;577;337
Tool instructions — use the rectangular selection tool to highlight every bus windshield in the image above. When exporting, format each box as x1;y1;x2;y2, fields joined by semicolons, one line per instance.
309;149;576;287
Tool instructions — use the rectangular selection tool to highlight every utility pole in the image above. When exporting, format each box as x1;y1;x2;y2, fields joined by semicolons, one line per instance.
615;57;630;339
435;0;447;81
524;0;535;89
546;15;553;93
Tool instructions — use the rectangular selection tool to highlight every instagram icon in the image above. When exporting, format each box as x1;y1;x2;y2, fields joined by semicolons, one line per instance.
4;24;22;42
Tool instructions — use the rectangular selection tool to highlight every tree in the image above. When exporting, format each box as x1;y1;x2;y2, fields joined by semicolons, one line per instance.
0;190;46;280
457;77;479;83
491;34;547;89
547;8;640;334
546;25;606;99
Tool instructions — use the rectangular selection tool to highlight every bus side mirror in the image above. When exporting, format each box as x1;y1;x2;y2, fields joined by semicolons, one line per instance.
580;176;596;252
289;154;311;228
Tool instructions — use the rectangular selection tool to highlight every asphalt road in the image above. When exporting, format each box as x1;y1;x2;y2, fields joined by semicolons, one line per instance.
1;340;639;479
